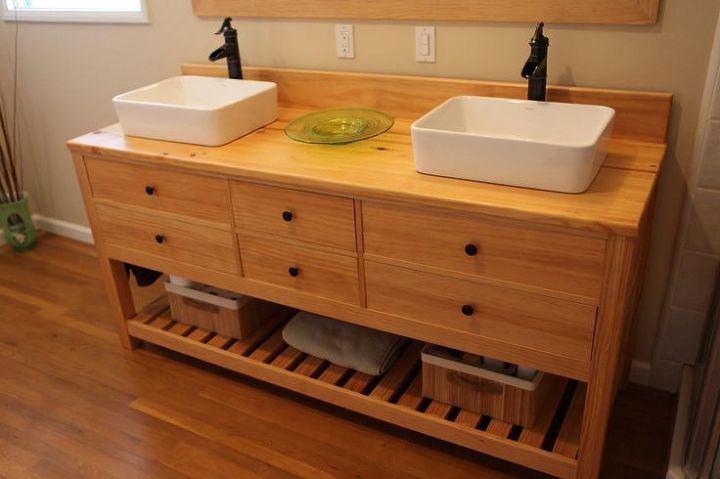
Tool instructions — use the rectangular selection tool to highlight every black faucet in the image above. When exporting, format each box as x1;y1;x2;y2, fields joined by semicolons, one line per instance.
521;22;549;101
209;17;243;79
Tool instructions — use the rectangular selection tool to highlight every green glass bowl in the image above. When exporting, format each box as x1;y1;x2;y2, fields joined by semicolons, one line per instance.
285;108;394;144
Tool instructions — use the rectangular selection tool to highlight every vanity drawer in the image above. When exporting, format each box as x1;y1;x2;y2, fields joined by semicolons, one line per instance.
95;203;237;274
239;236;360;305
85;157;231;225
231;182;356;251
363;202;605;301
365;261;597;366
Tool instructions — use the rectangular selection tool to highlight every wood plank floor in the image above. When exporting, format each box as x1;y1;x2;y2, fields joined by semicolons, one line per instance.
0;233;677;478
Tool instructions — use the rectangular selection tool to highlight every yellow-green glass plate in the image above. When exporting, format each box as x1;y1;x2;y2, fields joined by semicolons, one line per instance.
285;108;394;144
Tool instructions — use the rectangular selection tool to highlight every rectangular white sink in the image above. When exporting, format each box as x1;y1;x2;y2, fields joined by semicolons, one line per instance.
411;96;615;193
113;75;277;146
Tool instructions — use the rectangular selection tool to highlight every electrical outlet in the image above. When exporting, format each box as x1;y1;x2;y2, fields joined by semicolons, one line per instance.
415;26;435;63
335;24;355;59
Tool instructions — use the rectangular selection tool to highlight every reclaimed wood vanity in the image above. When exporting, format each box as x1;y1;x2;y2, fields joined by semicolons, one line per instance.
67;65;671;479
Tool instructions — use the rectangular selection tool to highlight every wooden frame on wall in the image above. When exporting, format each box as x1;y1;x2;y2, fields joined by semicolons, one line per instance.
192;0;660;25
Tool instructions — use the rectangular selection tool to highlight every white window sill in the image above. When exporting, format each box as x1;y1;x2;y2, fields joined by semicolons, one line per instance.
2;5;149;23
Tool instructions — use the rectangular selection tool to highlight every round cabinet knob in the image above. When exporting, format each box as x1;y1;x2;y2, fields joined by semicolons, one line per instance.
145;185;155;196
461;304;474;316
154;234;165;244
464;243;478;256
282;210;293;222
288;266;299;277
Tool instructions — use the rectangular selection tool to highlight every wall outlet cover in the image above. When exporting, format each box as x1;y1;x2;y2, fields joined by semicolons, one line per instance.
415;26;436;63
335;24;355;59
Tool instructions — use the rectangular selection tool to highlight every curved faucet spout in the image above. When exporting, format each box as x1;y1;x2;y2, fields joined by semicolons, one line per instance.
209;45;227;62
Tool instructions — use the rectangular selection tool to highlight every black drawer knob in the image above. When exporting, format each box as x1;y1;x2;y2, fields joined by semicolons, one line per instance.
288;266;299;277
154;234;165;244
282;210;293;222
145;185;155;196
464;243;478;256
461;304;474;316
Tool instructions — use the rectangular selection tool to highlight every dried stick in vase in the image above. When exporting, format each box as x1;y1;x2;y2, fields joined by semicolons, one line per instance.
0;94;20;202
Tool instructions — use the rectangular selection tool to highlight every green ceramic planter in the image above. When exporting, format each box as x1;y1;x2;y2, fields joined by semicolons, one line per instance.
1;192;37;251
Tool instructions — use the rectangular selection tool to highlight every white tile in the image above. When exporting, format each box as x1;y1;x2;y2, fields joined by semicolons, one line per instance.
686;188;720;254
672;250;719;312
650;359;684;393
698;120;720;190
658;307;709;364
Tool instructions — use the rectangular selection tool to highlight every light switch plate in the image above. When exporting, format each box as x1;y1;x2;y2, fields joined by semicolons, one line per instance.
335;24;355;59
415;26;435;63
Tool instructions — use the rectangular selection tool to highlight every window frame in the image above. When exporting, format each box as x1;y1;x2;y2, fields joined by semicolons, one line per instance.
1;0;150;23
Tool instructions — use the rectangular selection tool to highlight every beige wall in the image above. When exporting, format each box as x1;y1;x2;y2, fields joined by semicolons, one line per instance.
0;0;718;364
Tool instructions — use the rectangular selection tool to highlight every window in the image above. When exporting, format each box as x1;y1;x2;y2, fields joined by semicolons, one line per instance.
2;0;149;23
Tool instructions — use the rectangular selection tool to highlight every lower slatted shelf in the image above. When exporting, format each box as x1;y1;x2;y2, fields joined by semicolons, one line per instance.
127;296;583;479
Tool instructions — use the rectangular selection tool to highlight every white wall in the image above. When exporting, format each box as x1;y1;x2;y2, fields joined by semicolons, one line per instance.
0;0;719;371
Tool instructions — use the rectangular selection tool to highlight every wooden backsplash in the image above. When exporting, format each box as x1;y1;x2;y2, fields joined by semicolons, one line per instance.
192;0;660;25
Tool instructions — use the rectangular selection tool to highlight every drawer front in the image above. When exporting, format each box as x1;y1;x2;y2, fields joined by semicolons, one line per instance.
85;157;231;225
96;203;237;274
363;202;605;301
239;236;360;305
365;261;596;365
231;182;356;251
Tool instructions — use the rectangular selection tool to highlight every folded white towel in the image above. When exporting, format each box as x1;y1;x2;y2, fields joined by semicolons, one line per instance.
282;311;408;376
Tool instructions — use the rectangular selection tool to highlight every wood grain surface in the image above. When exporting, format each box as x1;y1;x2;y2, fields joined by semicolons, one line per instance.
192;0;660;25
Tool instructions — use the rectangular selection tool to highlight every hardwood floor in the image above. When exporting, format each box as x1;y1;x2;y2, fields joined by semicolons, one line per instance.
0;233;676;478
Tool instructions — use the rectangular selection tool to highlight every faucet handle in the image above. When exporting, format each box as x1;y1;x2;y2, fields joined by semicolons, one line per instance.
530;21;549;47
215;17;234;35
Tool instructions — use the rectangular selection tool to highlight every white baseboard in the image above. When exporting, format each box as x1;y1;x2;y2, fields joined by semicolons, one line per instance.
629;359;652;386
665;365;693;479
32;214;94;244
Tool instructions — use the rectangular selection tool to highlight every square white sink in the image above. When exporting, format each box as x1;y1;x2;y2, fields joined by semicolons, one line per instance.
411;96;615;193
113;75;277;146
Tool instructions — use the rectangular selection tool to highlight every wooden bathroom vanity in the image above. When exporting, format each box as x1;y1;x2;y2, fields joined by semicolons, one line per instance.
68;66;671;479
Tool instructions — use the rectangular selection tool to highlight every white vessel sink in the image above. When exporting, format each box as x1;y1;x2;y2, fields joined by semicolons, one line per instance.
113;75;277;146
411;96;615;193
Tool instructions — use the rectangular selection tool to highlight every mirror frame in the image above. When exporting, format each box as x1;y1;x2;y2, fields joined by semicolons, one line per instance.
192;0;659;25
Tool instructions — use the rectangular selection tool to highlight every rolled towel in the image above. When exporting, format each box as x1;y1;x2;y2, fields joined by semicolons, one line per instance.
282;311;408;376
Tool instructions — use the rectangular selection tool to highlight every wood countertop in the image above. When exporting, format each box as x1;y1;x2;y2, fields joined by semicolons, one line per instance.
68;66;670;237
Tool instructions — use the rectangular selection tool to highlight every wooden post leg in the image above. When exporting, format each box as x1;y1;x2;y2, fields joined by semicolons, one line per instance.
576;236;635;479
99;257;140;350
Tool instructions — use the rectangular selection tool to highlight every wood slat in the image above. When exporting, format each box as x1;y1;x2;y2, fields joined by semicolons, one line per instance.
166;322;194;336
270;347;305;370
486;419;514;439
294;356;328;378
248;329;287;362
369;342;422;402
396;375;424;411
554;384;587;459
186;327;213;342
455;410;482;429
518;378;569;448
425;401;453;420
206;333;233;349
316;364;352;386
343;371;376;394
148;315;173;330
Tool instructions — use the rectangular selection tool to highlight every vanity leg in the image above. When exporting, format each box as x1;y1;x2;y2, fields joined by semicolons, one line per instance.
101;258;140;350
576;236;635;479
72;152;139;350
